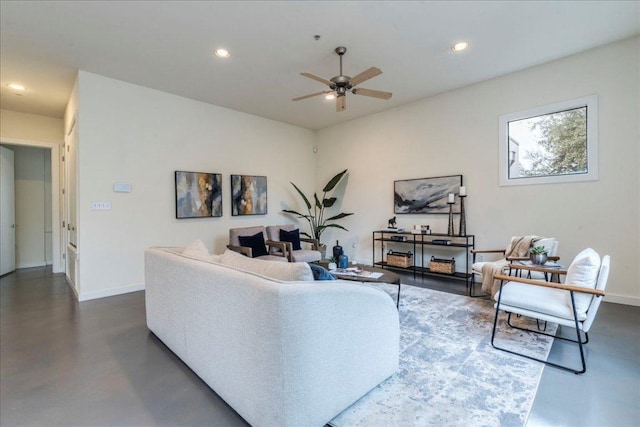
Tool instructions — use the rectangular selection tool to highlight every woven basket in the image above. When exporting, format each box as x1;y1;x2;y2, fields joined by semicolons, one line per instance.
429;256;455;274
387;251;413;268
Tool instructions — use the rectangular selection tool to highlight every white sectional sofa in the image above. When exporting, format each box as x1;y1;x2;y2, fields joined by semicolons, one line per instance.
145;246;399;427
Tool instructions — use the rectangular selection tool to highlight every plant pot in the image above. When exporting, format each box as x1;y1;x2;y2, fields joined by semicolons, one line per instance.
327;262;337;271
530;253;548;265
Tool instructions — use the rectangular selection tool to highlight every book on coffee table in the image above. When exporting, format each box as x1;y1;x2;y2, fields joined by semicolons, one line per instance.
333;268;384;279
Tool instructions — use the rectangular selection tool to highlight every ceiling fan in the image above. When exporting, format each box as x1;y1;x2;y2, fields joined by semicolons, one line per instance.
292;46;392;112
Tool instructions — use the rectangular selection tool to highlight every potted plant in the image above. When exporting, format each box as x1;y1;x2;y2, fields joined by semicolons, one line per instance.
283;169;354;256
530;245;549;265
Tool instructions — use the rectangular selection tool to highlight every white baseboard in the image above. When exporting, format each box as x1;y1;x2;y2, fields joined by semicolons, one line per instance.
604;293;640;307
78;283;145;302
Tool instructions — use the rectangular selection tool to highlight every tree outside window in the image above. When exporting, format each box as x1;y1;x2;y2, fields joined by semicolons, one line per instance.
499;95;598;186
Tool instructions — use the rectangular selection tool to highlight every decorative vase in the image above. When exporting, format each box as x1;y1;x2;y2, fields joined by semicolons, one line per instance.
318;244;327;259
530;253;548;265
338;254;348;269
332;240;344;261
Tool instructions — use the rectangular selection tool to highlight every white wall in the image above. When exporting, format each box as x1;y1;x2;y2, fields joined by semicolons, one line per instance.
73;71;316;300
1;145;52;268
316;37;640;305
0;110;63;144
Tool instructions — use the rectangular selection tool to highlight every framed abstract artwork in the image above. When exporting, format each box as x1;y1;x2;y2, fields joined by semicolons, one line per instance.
394;175;463;214
175;171;222;218
231;174;267;216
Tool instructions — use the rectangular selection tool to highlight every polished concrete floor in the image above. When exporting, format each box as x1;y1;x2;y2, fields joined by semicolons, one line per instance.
1;267;638;426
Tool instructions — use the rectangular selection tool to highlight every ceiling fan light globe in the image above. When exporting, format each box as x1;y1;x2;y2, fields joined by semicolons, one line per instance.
452;42;469;52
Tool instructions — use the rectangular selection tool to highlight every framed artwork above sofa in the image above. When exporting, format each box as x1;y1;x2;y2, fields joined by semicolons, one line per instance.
231;174;267;216
175;171;222;218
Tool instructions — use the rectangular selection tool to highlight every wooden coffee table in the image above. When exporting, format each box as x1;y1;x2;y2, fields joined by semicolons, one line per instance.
315;262;401;308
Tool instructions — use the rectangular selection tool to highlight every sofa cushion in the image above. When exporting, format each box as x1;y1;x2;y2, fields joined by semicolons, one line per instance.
496;280;580;320
565;248;601;317
238;232;268;258
220;249;314;281
182;240;223;263
308;263;337;281
280;228;302;251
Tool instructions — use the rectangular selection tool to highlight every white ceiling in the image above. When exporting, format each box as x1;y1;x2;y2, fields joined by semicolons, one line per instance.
1;1;638;130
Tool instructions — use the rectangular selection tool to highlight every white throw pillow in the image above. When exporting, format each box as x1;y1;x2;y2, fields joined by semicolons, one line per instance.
220;249;314;282
564;248;601;317
183;240;212;260
534;237;557;255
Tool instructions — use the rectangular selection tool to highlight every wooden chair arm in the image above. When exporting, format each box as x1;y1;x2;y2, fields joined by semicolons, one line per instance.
508;263;568;275
472;249;506;254
265;240;288;258
300;237;320;251
227;244;252;257
506;255;560;261
278;241;295;262
494;273;605;296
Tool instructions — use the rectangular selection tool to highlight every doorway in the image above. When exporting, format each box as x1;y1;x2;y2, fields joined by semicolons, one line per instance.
0;139;62;274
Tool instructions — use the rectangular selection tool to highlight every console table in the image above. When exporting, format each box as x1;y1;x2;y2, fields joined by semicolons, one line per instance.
372;230;475;295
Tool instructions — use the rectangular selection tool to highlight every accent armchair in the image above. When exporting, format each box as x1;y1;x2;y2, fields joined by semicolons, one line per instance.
227;226;289;262
266;225;322;263
472;236;559;295
491;248;609;374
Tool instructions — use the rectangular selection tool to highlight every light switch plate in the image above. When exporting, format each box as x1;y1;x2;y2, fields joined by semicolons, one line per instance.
91;201;111;210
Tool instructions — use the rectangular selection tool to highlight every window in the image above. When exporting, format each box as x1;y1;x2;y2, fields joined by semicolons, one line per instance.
498;95;598;186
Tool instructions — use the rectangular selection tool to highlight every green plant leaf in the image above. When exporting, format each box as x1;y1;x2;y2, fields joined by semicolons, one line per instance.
282;209;311;220
325;212;354;221
323;197;337;208
314;193;322;210
290;182;311;210
322;169;347;192
322;223;349;232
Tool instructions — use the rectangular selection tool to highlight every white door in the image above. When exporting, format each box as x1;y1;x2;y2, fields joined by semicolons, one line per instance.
1;146;16;275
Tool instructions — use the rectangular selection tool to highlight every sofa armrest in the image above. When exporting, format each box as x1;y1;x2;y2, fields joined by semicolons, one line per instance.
227;244;252;257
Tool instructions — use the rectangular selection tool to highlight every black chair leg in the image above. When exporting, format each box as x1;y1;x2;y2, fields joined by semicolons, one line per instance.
491;287;587;374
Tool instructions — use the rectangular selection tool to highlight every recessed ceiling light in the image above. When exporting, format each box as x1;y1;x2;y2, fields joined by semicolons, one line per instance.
452;42;469;52
214;48;230;58
325;93;335;100
8;83;26;91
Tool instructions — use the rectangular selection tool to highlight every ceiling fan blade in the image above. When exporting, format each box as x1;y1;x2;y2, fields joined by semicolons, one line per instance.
300;72;334;87
292;91;332;101
336;95;346;112
352;88;393;100
349;67;382;87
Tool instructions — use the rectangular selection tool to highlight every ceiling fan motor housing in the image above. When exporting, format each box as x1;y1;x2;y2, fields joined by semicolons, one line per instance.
331;75;352;91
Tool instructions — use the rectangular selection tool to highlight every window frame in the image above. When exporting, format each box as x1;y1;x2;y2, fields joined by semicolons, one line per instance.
498;95;598;186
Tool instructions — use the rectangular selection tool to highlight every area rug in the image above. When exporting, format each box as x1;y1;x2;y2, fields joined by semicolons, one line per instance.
329;283;556;427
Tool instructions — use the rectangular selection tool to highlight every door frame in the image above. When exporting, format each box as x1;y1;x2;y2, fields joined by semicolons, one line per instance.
0;138;62;273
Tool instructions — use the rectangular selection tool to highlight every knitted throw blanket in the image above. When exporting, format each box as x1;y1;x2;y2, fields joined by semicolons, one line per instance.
481;236;539;296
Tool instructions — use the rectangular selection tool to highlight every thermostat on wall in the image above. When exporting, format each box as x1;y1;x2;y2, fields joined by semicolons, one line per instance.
113;182;132;193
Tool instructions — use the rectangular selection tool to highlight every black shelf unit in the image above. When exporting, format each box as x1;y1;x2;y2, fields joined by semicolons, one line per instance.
372;230;475;295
